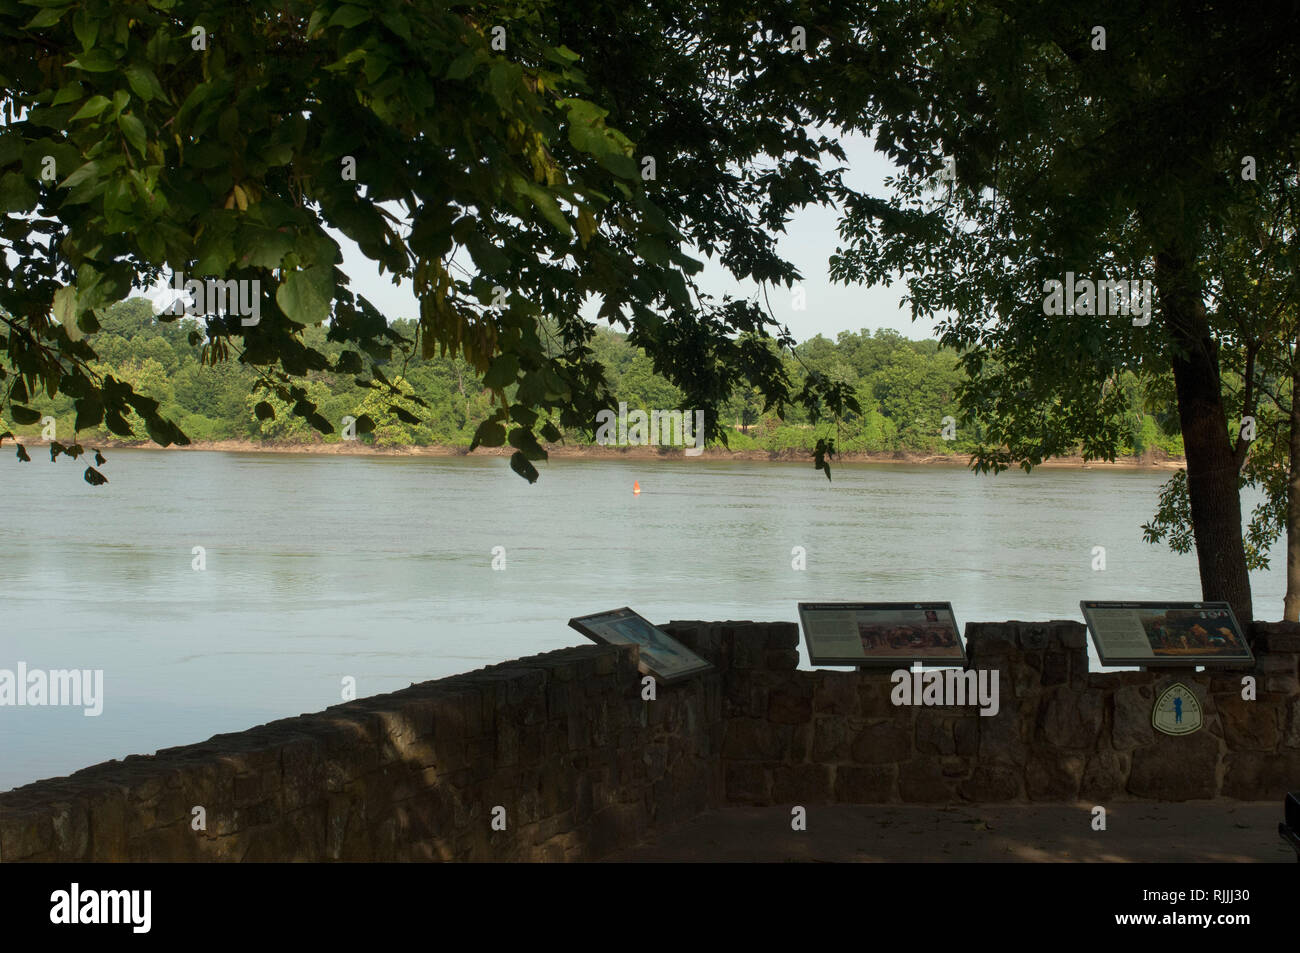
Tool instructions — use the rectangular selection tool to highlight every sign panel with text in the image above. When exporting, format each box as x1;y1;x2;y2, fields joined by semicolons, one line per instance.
568;607;713;683
1080;601;1253;667
797;602;967;667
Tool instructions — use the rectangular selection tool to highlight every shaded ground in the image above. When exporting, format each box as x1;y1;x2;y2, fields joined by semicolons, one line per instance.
606;803;1295;862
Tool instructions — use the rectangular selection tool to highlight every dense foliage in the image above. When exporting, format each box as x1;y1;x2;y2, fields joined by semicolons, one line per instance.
1;296;1185;459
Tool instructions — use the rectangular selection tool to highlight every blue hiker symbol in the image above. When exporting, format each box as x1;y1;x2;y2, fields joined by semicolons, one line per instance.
1173;694;1183;723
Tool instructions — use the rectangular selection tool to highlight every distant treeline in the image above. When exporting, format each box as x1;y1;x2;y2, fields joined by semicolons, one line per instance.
5;297;1184;458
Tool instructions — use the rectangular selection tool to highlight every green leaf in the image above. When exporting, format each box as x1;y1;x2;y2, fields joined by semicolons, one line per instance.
512;175;571;236
446;52;477;80
390;405;420;424
118;113;147;156
84;466;109;486
59;159;99;190
275;265;335;325
74;395;103;431
239;228;294;270
124;66;166;103
52;285;77;326
69;95;110;121
508;427;547;460
334;351;363;374
471;419;506;449
9;405;41;425
51;83;84;106
254;400;275;420
328;5;371;29
26;7;68;29
0;172;38;213
353;413;375;434
379;11;412;41
488;62;515;111
483;353;519;389
509;450;539;483
67;48;117;72
72;9;98;50
465;232;509;274
561;98;638;179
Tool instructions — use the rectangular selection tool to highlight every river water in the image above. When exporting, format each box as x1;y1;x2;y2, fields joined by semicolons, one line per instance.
0;450;1283;790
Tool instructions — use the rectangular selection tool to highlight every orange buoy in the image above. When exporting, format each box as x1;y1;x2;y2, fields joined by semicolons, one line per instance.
633;480;641;495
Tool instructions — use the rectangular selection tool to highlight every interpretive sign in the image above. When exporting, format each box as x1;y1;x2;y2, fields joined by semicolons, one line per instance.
1080;601;1253;667
797;602;967;667
568;607;713;683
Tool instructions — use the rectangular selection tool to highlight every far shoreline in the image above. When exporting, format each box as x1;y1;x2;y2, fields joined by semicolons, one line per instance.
82;438;1185;471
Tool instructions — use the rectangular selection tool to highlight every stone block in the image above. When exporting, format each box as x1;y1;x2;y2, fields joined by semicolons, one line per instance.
1112;684;1156;750
897;760;954;802
851;723;913;764
725;762;771;804
1127;732;1220;800
1025;753;1084;800
723;719;788;761
915;711;956;756
812;673;861;717
812;716;854;762
1037;690;1103;749
1216;694;1281;751
954;718;979;757
959;765;1021;802
768;682;813;724
833;765;897;802
1079;750;1127;800
772;764;833;804
1222;749;1300;799
978;706;1028;766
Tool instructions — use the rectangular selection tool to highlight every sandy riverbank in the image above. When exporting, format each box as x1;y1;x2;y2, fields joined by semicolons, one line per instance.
83;438;1184;470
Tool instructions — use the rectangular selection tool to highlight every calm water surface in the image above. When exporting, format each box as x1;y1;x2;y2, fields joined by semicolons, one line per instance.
0;450;1282;790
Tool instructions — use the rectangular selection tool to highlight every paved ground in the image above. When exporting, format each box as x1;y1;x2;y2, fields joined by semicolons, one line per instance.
606;802;1296;862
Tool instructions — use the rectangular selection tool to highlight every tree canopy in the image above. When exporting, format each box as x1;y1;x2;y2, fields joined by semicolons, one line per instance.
1;0;868;484
823;1;1300;620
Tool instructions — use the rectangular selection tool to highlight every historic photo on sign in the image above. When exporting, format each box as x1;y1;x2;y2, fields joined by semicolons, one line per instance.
1080;601;1254;667
798;603;967;666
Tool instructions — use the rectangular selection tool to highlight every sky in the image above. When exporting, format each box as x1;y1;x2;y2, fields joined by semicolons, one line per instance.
329;130;943;347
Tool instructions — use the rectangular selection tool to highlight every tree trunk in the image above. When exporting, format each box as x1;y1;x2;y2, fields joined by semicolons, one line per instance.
1285;329;1300;621
1157;249;1254;622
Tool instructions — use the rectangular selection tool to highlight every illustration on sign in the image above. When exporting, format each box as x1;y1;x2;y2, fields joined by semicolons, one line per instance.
1152;682;1203;736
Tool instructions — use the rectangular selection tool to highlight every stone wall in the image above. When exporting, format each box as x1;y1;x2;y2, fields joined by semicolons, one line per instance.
3;620;1298;862
658;620;1300;806
0;643;721;862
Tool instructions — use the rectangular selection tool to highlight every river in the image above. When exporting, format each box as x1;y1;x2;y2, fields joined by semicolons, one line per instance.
0;449;1283;790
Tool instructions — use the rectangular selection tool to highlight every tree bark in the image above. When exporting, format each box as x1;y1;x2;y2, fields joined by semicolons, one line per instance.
1285;328;1300;621
1157;248;1254;622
